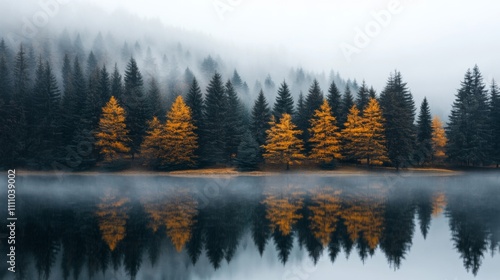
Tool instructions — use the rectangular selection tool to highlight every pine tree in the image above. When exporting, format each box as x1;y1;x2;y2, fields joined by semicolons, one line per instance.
140;117;164;168
431;116;447;163
95;96;130;162
447;66;491;165
251;90;271;159
303;80;324;147
262;113;305;170
111;63;123;103
327;80;341;124
236;131;261;171
146;77;163;119
294;92;308;142
356;81;370;112
339;85;354;129
231;70;243;90
359;98;388;165
308;99;342;167
415;98;433;165
0;51;11;103
123;57;147;158
161;96;198;169
185;77;204;162
224;80;244;163
272;81;294;119
98;65;111;108
203;72;227;164
369;86;377;99
13;44;30;105
490;80;500;167
379;71;416;169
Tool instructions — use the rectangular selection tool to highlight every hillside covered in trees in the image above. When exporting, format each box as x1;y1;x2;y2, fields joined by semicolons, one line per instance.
0;21;499;171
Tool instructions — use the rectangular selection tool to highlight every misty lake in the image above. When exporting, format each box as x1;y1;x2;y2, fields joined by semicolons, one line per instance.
1;173;499;280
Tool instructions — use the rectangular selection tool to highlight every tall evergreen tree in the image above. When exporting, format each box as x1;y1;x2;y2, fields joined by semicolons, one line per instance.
368;86;377;99
13;44;30;105
146;77;163;119
447;66;491;166
123;57;147;158
339;85;355;129
111;63;123;103
356;81;370;112
251;90;271;159
379;71;416;169
415;98;433;165
231;70;243;90
236;131;261;171
272;81;294;119
203;72;227;164
224;80;244;163
185;77;204;162
490;80;500;167
303;80;324;148
0;50;11;103
327;80;342;124
98;65;111;108
294;92;308;142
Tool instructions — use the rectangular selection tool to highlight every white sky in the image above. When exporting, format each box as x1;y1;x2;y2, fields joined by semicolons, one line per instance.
83;0;500;117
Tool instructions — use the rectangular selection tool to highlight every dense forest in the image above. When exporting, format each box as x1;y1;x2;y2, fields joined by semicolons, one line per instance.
0;35;499;171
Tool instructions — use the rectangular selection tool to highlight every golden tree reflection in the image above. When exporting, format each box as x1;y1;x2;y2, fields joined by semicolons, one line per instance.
341;189;385;250
432;192;447;217
143;190;198;252
263;185;304;235
308;188;342;245
96;192;130;251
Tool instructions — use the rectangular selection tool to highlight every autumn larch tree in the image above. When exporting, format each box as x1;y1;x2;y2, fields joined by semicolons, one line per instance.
359;98;389;165
272;81;294;119
262;113;305;170
431;116;447;163
341;105;362;162
95;96;130;162
308;99;342;167
140;116;164;168
415;97;433;165
161;96;198;169
489;80;500;167
251;90;271;160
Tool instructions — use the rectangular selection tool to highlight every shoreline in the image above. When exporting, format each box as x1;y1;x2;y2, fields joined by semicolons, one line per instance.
14;166;467;177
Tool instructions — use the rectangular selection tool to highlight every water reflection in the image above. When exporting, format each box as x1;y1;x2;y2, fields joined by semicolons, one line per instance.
2;174;499;280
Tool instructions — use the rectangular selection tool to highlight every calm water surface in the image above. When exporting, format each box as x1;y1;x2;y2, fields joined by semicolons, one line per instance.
1;173;499;280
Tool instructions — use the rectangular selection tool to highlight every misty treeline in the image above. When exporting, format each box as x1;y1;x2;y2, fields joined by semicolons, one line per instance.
0;37;499;171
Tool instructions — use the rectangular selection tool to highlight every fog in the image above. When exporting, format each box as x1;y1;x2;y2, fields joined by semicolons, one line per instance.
1;0;500;118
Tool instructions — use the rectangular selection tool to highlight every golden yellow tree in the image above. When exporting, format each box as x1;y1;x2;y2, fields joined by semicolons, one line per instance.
431;116;447;162
341;105;364;161
95;96;130;162
95;192;130;251
263;189;304;235
262;113;305;170
308;188;342;246
140;117;164;167
161;96;198;169
359;98;389;165
308;99;342;166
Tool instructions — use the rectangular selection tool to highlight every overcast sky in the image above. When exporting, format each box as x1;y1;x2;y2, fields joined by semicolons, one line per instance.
82;0;500;117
